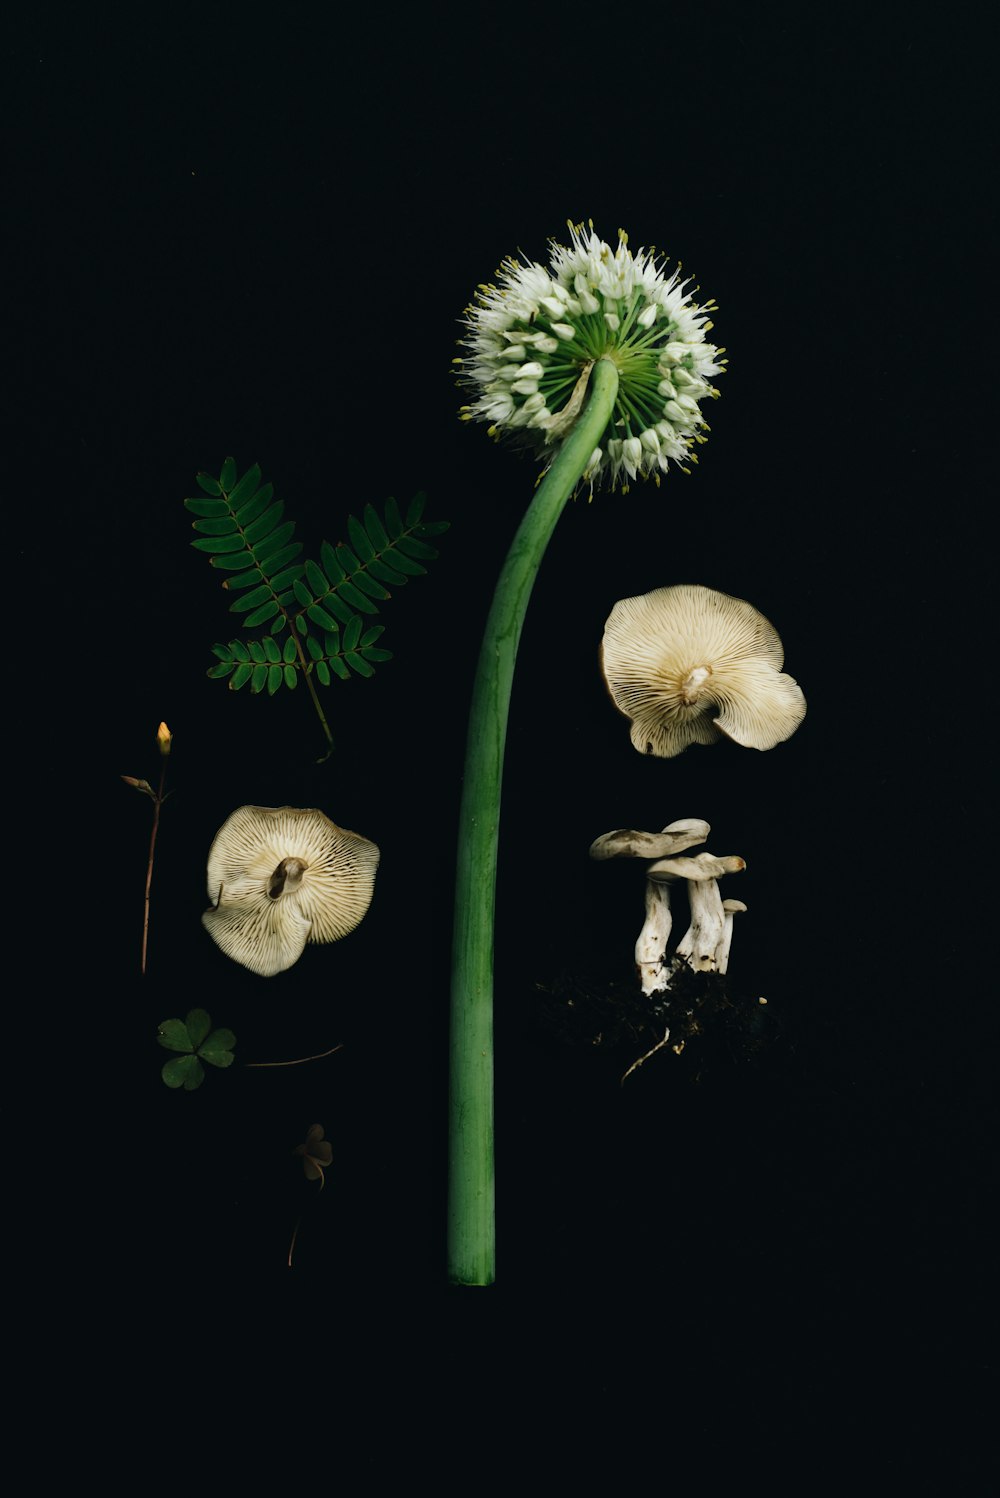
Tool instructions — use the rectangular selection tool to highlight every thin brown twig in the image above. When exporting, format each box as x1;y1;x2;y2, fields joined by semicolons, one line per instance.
245;1043;345;1069
287;1217;301;1268
140;757;168;977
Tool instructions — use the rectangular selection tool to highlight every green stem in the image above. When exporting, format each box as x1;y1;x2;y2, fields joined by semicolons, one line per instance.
289;618;335;761
447;356;620;1285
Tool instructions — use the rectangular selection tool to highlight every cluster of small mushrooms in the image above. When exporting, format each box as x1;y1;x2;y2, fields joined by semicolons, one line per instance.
202;805;379;977
589;819;746;996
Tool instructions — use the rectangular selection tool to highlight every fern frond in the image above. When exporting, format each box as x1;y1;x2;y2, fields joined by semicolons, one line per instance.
184;461;305;629
211;621;392;691
291;496;450;629
190;462;444;752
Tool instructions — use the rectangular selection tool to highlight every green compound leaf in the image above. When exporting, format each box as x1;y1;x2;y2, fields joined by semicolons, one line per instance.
190;467;447;718
159;1009;236;1090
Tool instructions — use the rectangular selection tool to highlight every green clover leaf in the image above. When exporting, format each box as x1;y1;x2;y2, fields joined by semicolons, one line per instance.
157;1008;237;1090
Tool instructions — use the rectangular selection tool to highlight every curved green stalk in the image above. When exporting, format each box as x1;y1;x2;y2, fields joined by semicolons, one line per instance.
447;356;620;1286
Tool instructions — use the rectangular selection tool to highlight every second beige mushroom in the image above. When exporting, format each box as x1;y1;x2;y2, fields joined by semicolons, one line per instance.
600;583;807;758
202;805;380;977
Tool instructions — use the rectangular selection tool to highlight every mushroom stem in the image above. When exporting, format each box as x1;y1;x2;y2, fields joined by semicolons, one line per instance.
715;900;747;975
635;879;673;995
448;357;621;1287
674;877;726;972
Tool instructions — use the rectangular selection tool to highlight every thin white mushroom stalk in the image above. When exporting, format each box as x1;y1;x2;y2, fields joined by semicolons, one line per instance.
674;876;726;972
635;879;674;995
716;900;748;975
654;854;746;975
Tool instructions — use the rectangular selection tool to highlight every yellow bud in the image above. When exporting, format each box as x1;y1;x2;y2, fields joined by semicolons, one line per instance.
157;721;173;756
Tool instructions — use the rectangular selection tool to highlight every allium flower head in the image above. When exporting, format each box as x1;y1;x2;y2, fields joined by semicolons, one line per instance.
458;221;725;491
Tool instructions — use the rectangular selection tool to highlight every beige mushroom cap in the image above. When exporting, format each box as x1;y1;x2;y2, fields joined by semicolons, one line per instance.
202;805;380;977
600;583;806;758
589;817;710;861
646;852;746;883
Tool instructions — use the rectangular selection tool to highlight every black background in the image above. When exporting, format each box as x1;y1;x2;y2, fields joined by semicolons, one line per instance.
12;2;994;1465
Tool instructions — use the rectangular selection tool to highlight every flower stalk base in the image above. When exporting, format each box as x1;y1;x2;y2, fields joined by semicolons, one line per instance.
447;356;620;1286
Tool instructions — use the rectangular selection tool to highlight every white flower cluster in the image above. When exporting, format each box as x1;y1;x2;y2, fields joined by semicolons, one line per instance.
458;222;725;490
